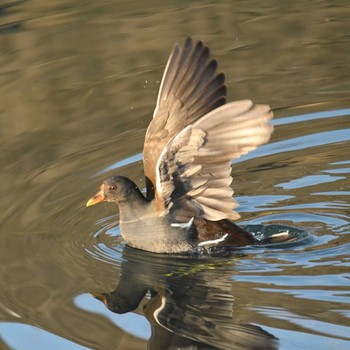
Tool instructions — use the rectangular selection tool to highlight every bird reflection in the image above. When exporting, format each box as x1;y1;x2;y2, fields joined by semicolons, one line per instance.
91;245;278;350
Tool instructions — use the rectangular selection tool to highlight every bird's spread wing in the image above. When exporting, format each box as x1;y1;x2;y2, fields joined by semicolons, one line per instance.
143;37;227;198
154;100;273;222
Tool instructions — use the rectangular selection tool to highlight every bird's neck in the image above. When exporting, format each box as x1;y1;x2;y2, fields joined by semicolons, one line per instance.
117;187;151;223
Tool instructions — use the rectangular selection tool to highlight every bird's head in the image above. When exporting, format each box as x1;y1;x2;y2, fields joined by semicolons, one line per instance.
86;176;136;206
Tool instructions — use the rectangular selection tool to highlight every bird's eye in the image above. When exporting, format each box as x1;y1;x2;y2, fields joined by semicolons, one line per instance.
109;185;117;191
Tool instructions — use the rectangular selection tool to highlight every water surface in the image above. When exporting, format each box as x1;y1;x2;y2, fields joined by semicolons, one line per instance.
1;1;350;349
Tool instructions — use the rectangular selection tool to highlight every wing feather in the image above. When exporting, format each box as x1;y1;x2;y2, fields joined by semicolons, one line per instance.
143;38;227;198
154;101;273;222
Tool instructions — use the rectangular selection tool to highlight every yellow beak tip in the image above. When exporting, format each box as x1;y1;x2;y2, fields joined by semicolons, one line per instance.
86;199;95;207
86;194;104;207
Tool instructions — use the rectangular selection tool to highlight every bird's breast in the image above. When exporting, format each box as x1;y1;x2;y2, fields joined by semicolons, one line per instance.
119;214;195;253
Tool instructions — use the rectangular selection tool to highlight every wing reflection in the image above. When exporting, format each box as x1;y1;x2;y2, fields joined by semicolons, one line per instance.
91;246;278;349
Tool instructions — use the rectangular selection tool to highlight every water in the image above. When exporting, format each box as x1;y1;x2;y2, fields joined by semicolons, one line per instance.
1;1;350;349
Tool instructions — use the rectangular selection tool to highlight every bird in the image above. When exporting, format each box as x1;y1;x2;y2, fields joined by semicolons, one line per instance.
86;37;275;254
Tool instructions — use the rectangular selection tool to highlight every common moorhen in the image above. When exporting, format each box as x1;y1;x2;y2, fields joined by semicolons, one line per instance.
87;38;275;254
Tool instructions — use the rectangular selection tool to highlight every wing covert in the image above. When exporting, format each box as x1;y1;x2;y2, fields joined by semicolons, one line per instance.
154;100;273;222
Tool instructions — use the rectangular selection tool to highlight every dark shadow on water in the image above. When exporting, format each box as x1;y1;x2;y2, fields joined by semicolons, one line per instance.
0;1;25;34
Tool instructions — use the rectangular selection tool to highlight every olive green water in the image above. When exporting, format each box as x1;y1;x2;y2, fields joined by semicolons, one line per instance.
1;1;350;349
